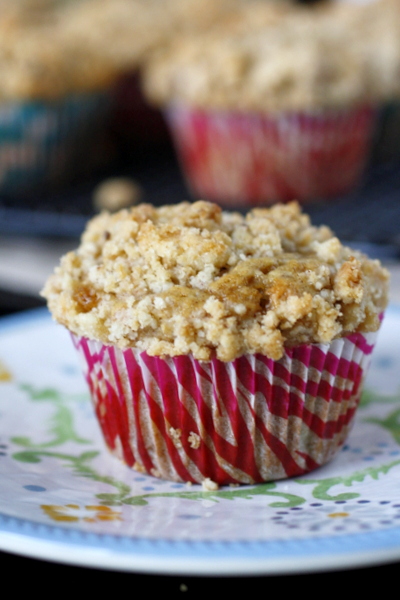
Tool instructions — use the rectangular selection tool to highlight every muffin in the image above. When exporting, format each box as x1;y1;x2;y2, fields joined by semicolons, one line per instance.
335;0;400;166
42;200;389;486
143;0;400;205
0;1;121;194
57;0;248;150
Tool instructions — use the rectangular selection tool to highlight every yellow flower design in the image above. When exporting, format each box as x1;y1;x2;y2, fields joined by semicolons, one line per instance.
41;503;122;523
0;359;12;382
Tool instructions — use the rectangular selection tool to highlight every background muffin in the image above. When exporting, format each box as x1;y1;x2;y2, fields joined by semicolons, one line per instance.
0;0;254;193
0;0;120;194
56;0;252;151
143;0;400;206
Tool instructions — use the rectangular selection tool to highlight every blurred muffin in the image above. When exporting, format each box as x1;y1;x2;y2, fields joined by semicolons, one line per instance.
58;0;246;73
333;0;400;165
0;1;121;194
57;0;251;150
143;0;400;205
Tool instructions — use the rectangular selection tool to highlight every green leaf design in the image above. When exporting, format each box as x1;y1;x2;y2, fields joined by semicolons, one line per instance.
298;460;400;500
364;408;400;445
19;385;61;401
12;384;91;448
101;482;307;508
79;451;101;461
359;389;400;409
12;451;42;463
11;442;308;507
11;437;35;447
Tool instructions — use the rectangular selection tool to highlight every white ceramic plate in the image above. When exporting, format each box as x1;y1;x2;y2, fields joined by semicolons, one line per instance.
0;308;400;575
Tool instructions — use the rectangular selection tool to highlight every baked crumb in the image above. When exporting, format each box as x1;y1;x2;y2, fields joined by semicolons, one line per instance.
188;432;201;449
169;426;183;448
42;200;389;362
202;477;219;491
93;178;142;213
133;461;147;474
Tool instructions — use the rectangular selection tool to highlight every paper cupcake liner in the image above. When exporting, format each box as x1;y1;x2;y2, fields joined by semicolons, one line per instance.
166;104;378;206
0;92;111;194
72;330;378;486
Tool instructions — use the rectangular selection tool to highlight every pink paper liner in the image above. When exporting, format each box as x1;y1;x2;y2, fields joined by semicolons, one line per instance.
166;104;378;206
72;330;378;485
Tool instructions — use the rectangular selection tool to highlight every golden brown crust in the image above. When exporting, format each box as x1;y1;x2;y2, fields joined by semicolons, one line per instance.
42;200;389;362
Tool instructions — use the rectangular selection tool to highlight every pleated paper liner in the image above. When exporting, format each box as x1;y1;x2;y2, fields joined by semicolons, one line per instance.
72;330;378;485
165;104;378;206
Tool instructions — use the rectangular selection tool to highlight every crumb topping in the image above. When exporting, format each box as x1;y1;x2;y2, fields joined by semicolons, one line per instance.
202;478;219;491
144;0;400;111
169;426;183;448
42;200;389;362
188;432;201;449
0;0;244;101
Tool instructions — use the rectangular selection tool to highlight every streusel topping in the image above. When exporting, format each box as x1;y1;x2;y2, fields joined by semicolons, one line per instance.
144;0;400;112
42;201;389;362
0;0;247;101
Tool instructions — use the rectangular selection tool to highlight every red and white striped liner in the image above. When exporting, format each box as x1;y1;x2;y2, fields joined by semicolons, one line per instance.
166;104;378;206
72;330;378;485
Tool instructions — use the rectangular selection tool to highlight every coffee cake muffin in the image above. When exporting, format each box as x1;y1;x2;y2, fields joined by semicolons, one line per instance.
143;0;400;205
0;1;118;193
42;201;389;485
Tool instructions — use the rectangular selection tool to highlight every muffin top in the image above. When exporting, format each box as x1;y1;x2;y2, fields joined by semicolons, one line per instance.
57;0;266;75
143;0;400;112
42;201;389;362
0;0;243;101
0;1;119;100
